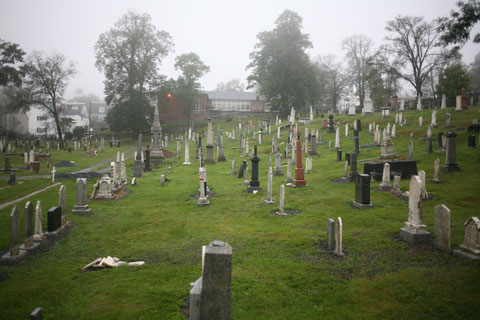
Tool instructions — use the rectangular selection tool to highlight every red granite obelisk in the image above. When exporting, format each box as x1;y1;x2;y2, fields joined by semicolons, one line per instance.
294;132;306;187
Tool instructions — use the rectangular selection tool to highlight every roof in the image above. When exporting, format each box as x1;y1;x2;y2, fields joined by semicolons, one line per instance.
90;102;111;115
204;91;263;101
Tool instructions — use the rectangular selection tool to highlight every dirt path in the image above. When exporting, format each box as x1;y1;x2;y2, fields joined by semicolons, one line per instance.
0;182;61;210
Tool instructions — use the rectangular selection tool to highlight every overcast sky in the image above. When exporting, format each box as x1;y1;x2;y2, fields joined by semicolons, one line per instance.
1;0;479;100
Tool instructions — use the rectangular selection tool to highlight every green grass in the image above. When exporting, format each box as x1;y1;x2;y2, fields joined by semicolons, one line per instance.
0;107;480;319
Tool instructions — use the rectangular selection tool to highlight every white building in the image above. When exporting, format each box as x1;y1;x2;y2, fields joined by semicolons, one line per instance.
27;103;89;136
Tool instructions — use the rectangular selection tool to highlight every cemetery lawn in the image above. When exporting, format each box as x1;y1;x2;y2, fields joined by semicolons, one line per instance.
1;107;480;319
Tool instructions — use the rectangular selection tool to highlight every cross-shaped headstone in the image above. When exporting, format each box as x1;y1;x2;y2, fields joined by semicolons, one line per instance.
51;166;56;183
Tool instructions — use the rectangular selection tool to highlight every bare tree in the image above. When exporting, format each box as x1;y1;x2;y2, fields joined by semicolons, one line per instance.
215;79;246;92
22;51;77;148
376;16;452;101
342;35;374;109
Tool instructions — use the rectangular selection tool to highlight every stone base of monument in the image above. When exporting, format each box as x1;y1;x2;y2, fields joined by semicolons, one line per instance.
399;228;431;244
71;205;92;215
442;164;461;173
197;199;210;206
150;151;165;159
453;248;480;261
351;201;374;209
217;156;226;162
45;226;65;238
274;170;284;176
247;186;262;193
1;250;26;262
19;242;40;251
283;178;294;183
132;160;144;177
182;161;191;165
380;153;398;159
263;200;276;205
378;183;393;191
362;112;374;116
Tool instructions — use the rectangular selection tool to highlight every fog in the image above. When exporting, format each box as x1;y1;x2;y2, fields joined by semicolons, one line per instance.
1;0;478;100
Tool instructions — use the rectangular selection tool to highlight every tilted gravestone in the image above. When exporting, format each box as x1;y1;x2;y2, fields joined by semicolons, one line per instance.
399;176;431;244
189;240;232;320
1;206;27;262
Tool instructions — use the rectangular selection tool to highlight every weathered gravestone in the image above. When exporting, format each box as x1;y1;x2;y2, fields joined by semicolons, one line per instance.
335;217;344;257
7;172;16;185
399;176;431;244
264;167;275;204
434;204;451;251
33;201;44;242
20;202;39;250
351;174;374;209
1;206;27;262
327;219;335;251
453;217;480;260
442;132;460;172
58;185;67;225
378;163;393;191
189;240;232;320
71;178;92;215
132;134;144;177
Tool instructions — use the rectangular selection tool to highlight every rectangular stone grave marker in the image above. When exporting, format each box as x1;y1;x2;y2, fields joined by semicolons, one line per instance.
327;219;335;251
434;204;451;251
72;178;92;215
1;206;27;262
352;174;374;209
453;217;480;260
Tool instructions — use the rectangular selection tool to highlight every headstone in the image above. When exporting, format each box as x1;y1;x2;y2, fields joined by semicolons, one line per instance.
326;219;335;251
418;170;428;199
352;174;374;209
33;201;43;242
399;176;431;244
336;149;342;162
189;240;232;320
160;174;166;186
7;172;16;185
353;136;359;154
294;133;306;187
183;140;191;165
247;145;262;193
418;116;423;127
453;217;480;260
47;206;62;234
144;147;152;172
58;185;67;225
445;113;452;128
327;113;334;133
348;89;356;115
205;118;215;163
441;94;446;109
348;152;358;182
275;184;286;215
461;87;468;109
132;134;144;177
344;160;349;178
380;130;397;158
334;125;340;149
335;217;344;257
468;135;476;148
284;158;293;183
71;178;92;215
408;141;414;160
198;168;209;206
455;95;463;112
434;204;451;251
30;307;43;320
95;175;114;200
433;158;441;183
131;177;137;186
431;110;438;127
231;158;236;176
274;152;284;176
21;202;38;250
1;206;27;261
393;175;401;192
305;155;312;174
442;132;460;172
264;167;275;204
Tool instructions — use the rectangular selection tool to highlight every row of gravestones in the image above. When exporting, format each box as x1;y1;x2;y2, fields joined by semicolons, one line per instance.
1;179;92;263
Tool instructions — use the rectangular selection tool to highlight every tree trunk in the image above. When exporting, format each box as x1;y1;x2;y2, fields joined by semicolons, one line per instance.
52;100;64;149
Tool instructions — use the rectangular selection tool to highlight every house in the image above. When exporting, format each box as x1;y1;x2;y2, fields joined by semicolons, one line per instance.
204;91;268;113
27;103;89;136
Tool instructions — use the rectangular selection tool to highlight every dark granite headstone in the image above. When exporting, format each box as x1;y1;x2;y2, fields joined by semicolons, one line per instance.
327;114;335;133
353;136;359;154
311;134;317;155
352;174;373;209
248;146;261;192
144;146;152;172
47;207;62;232
443;132;460;172
468;135;476;148
7;172;16;185
336;149;342;162
345;152;351;165
425;138;433;154
438;132;444;148
237;160;246;178
5;156;11;171
355;119;362;131
349;152;358;182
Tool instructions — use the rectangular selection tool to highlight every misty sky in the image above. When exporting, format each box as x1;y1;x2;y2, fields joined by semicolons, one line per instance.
1;0;479;101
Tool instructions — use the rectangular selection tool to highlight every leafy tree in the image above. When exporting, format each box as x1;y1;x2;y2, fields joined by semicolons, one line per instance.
469;52;480;93
13;51;77;148
105;93;152;135
438;0;480;50
342;35;374;109
436;64;471;106
174;52;210;124
95;10;173;133
375;16;453;101
0;39;25;87
314;55;348;112
72;125;87;140
215;79;246;92
246;10;313;117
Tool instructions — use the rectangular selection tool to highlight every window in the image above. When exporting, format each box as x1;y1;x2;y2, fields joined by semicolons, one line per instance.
99;107;105;113
36;127;46;133
193;96;203;114
37;116;47;121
